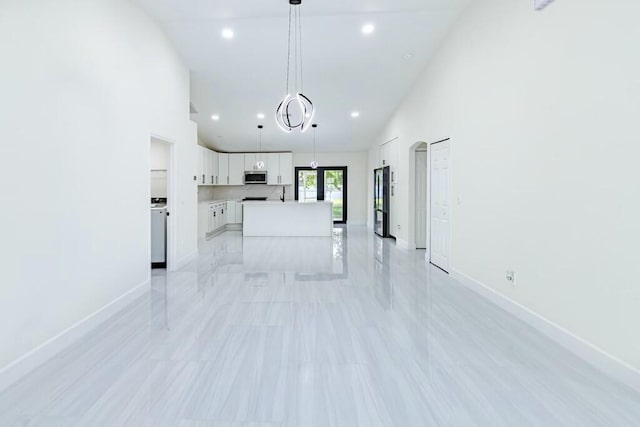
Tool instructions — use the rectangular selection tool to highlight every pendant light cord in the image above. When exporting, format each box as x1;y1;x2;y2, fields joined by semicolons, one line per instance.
298;6;304;93
294;8;298;94
286;6;292;95
285;6;304;95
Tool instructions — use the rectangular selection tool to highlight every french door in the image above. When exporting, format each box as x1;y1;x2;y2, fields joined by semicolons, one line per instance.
295;166;348;224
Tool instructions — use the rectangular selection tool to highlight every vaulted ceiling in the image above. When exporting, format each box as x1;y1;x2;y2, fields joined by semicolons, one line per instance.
133;0;470;152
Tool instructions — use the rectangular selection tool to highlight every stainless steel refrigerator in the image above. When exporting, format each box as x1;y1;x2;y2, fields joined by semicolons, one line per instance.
374;166;390;237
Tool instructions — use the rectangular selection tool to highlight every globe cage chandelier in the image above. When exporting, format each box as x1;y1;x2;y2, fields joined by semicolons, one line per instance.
275;0;315;133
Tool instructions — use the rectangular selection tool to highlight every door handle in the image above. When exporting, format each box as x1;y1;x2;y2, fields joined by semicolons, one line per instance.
202;174;205;184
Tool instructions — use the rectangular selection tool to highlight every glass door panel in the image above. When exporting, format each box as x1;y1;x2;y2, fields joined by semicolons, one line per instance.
297;170;318;202
324;169;345;222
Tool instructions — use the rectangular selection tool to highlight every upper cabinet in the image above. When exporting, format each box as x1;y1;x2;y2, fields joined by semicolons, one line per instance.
198;147;215;185
210;151;219;185
197;146;218;186
197;146;207;185
228;154;245;185
279;153;293;185
198;147;292;186
218;153;229;185
218;153;244;186
244;153;268;172
267;153;293;185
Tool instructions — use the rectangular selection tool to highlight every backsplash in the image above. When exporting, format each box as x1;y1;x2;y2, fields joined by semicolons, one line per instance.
210;185;295;202
197;186;216;202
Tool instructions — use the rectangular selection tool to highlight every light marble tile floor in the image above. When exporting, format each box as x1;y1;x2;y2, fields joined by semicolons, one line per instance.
1;226;639;426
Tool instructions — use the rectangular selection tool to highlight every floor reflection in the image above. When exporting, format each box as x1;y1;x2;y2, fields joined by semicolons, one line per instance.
2;226;640;427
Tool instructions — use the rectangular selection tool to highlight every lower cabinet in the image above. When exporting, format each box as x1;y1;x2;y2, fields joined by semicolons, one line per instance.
226;201;236;225
199;201;244;238
235;202;243;223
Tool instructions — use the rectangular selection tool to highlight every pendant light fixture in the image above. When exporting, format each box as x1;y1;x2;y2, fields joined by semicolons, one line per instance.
310;124;318;169
275;0;314;133
256;125;265;170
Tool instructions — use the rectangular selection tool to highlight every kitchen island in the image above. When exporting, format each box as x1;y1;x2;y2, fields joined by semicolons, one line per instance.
242;201;333;237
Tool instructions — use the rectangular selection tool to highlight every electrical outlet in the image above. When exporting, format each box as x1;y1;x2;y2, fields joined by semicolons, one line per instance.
506;271;516;285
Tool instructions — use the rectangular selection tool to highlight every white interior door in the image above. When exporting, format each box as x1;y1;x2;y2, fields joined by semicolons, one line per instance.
429;140;451;272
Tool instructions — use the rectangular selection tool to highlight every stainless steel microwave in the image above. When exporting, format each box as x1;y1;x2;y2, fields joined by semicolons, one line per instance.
244;171;267;184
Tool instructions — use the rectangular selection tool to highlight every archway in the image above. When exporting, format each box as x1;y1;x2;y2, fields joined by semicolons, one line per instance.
408;141;429;251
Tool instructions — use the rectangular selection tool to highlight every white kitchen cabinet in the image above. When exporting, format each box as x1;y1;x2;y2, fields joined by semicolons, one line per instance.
266;153;280;185
218;153;229;185
219;204;226;228
205;149;213;185
226;201;236;224
267;153;293;185
209;202;225;232
235;202;243;223
200;200;241;237
198;146;208;185
198;147;220;186
209;206;216;231
244;153;255;171
198;203;209;238
229;154;244;185
211;151;219;185
244;153;268;172
279;153;293;185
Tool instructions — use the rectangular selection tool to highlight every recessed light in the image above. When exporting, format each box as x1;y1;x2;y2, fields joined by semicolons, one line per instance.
221;28;234;39
257;113;265;120
211;114;220;121
405;53;415;60
362;24;375;35
351;111;360;118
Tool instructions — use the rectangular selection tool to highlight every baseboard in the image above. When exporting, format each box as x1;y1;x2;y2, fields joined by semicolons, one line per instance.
175;249;198;271
450;269;640;394
0;279;150;393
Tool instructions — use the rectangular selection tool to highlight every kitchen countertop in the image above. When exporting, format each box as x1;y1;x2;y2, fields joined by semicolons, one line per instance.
198;199;235;205
242;200;332;204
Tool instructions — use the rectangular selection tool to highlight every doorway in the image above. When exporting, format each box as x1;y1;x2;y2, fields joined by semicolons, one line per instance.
429;139;451;273
150;137;173;271
295;166;348;224
415;143;428;249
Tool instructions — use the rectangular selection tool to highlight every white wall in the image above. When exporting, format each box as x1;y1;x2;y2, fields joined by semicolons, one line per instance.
369;0;640;369
0;0;197;372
